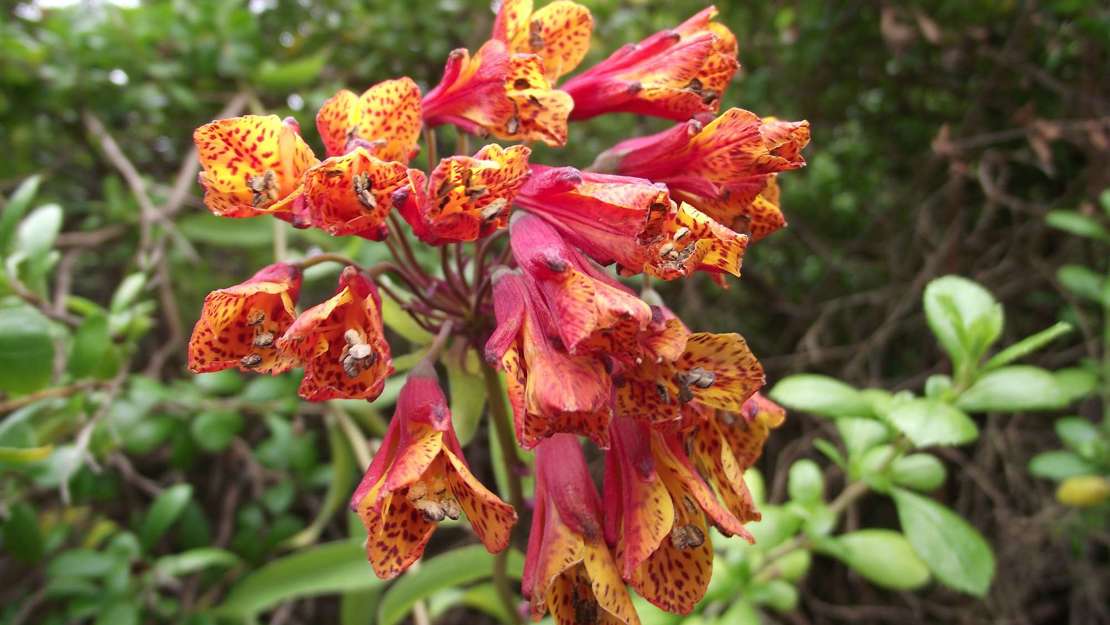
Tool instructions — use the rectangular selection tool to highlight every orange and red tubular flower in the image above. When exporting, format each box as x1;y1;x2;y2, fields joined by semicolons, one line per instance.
276;266;393;401
492;0;594;82
187;263;302;375
193;115;319;218
603;418;754;614
523;434;641;625
350;373;517;579
299;148;411;240
396;143;532;244
561;6;738;121
516;166;748;280
315;77;424;163
596;109;810;241
421;39;573;146
485;270;614;449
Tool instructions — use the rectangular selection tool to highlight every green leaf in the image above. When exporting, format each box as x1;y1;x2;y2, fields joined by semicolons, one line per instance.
110;273;148;313
714;598;760;625
95;599;139;625
1054;367;1099;402
0;302;54;394
747;505;802;549
983;322;1072;370
0;444;53;464
836;417;889;459
750;579;797;613
3;502;44;562
456;583;516;625
47;549;117;579
923;275;1003;369
1028;450;1096;481
890;453;947;491
446;350;486;446
256;49;331;90
769;374;870;418
957;366;1068;412
0;175;42;252
340;588;381;625
787;459;824;503
13;203;63;259
1046;210;1110;243
1057;264;1104;302
1055;417;1100;452
179;213;273;247
190;410;244;452
887;398;978;447
891;488;995;596
378;546;524;625
822;529;930;590
153;548;239;578
69;313;113;379
216;541;383;620
139;484;193;551
380;295;433;344
280;418;356;550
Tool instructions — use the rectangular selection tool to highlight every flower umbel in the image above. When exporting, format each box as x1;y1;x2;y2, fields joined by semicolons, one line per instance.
351;372;517;579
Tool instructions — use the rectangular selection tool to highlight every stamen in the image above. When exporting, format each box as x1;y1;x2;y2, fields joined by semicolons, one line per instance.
240;353;263;368
340;329;378;378
246;309;266;326
248;170;279;208
670;523;705;550
528;20;545;50
406;481;461;522
252;331;275;348
353;172;377;211
506;115;520;135
480;198;507;221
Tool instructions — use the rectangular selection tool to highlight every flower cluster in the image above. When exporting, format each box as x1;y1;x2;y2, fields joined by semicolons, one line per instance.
187;2;806;623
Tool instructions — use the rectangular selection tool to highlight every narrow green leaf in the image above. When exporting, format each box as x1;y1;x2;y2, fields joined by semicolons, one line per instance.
46;549;117;580
377;546;525;625
821;529;930;590
139;484;193;552
280;418;356;549
256;49;332;90
983;322;1072;370
0;302;54;394
0;175;42;252
1057;265;1104;302
179;213;273;247
769;374;871;418
216;540;382;620
110;273;148;313
891;488;994;596
2;502;44;562
1053;367;1099;402
446;350;486;446
1028;450;1096;481
887;398;978;447
1046;210;1110;243
13;203;63;259
787;459;824;503
153;548;239;578
1055;417;1100;452
339;588;381;625
0;444;53;464
957;366;1068;412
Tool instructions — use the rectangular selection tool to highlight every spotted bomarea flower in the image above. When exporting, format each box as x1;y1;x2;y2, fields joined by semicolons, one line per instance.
276;266;393;401
315;77;424;163
397;143;532;244
523;434;641;625
515;165;748;280
421;39;573;146
187;263;302;375
193;115;319;219
299;147;411;240
350;372;517;579
491;0;594;83
561;7;738;121
604;417;757;613
595;108;810;241
485;214;656;448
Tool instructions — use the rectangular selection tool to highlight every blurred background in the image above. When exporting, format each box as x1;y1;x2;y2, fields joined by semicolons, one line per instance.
0;1;1107;624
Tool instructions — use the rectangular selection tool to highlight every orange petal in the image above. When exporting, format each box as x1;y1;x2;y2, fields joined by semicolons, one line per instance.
581;540;642;625
194;115;318;217
500;53;573;146
503;0;594;82
609;421;675;578
692;420;761;524
644;203;748;279
316;78;423;163
684;174;786;242
531;503;587;620
301;148;410;239
676;332;764;411
187;265;301;374
652;432;750;540
629;468;714;614
443;448;518;553
364;491;438;579
524;342;612;449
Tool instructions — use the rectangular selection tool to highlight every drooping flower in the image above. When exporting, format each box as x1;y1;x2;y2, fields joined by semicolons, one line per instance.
594;109;810;240
523;434;641;625
315;77;424;163
561;7;738;121
350;371;517;579
421;39;573;146
688;392;784;523
484;269;614;448
515;165;747;279
603;417;754;614
299;148;411;240
194;115;319;218
491;0;594;82
396;143;532;244
276;266;393;401
613;305;765;432
187;263;302;375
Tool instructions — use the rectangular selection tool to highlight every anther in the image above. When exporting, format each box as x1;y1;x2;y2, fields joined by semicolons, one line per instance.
248;170;279;208
528;20;545;50
670;523;705;550
240;353;263;368
246;309;266;326
252;332;275;348
506;115;520;135
480;198;507;221
353;172;377;211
